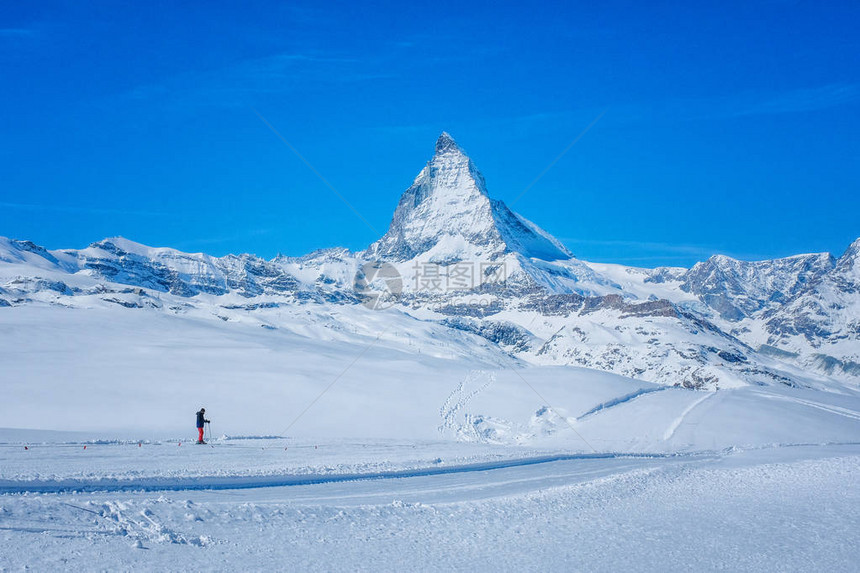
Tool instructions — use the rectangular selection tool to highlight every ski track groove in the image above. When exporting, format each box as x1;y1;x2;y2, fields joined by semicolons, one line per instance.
663;391;716;441
755;393;860;421
0;452;690;495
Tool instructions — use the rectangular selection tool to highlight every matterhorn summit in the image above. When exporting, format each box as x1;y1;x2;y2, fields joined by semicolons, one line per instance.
366;132;571;263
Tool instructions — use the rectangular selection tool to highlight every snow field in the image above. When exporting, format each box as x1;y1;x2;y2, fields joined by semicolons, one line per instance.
2;290;860;570
1;444;858;571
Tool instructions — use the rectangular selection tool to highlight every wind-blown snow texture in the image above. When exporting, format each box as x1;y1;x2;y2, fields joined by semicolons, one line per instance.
2;132;859;571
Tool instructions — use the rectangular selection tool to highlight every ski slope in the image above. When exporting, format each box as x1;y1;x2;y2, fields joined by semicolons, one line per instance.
2;304;860;570
1;439;858;571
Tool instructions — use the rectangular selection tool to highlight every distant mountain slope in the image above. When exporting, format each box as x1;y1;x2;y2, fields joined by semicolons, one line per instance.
760;239;860;377
1;133;858;390
679;252;835;321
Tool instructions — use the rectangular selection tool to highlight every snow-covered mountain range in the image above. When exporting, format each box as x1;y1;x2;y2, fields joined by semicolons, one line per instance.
2;133;858;390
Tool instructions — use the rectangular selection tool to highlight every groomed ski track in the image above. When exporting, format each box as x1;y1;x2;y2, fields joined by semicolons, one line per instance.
0;451;700;495
5;443;859;498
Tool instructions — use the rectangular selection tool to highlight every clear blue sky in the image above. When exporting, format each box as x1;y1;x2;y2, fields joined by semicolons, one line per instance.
1;1;858;267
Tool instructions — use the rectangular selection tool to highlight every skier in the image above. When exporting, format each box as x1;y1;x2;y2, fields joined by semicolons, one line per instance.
196;408;210;444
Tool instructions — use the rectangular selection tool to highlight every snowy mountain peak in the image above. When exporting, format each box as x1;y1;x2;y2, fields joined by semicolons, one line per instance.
89;237;161;256
834;237;860;281
840;237;860;263
435;131;460;154
366;133;571;263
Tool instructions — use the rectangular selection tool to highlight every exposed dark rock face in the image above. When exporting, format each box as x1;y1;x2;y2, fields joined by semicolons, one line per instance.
442;317;532;352
679;253;835;320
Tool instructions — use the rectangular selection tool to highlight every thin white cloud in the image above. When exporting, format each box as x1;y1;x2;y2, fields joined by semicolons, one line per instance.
121;50;390;109
611;83;860;125
0;202;169;218
559;236;775;263
729;83;860;117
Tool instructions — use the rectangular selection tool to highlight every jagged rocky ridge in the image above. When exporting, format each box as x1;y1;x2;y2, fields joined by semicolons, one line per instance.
1;133;858;389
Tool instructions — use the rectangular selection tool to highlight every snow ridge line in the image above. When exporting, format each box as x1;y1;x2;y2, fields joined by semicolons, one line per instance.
0;452;693;495
576;387;666;421
662;392;716;441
